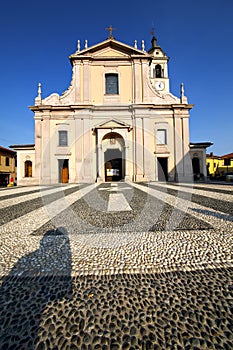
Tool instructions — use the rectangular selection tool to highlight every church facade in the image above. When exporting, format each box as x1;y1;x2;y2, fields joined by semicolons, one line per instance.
12;31;195;185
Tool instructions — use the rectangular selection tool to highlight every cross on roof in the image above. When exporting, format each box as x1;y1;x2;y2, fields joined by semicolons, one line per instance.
105;25;116;39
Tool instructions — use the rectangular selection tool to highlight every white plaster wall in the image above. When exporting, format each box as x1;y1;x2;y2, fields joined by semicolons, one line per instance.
16;150;36;186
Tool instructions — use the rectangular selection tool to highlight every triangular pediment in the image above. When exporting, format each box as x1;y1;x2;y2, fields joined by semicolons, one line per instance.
94;119;131;130
69;38;149;61
94;47;129;58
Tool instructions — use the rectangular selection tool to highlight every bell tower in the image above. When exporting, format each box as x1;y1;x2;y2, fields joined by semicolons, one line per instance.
148;34;170;93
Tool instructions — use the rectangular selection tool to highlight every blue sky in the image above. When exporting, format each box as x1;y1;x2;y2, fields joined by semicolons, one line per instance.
0;0;232;155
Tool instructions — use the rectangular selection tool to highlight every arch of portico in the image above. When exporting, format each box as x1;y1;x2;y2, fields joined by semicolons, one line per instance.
102;132;125;181
95;126;132;182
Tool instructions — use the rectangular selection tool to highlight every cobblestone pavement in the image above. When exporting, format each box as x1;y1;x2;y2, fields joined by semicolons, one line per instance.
0;182;233;349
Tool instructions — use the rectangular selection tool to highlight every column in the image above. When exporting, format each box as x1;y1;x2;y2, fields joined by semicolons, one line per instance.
97;143;103;181
97;129;105;181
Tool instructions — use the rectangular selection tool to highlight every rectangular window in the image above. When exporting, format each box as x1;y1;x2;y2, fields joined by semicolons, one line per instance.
224;159;231;166
59;131;68;146
5;157;9;166
157;129;167;145
105;73;119;94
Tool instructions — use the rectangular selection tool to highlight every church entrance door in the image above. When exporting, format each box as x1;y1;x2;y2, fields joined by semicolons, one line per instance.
157;157;168;181
58;159;69;183
104;149;122;182
101;132;125;182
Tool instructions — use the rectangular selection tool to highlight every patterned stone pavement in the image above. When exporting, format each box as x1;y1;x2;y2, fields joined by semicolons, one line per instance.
0;182;233;349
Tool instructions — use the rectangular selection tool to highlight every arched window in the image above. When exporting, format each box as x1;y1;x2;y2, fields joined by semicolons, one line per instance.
25;160;32;177
105;73;119;94
154;64;162;78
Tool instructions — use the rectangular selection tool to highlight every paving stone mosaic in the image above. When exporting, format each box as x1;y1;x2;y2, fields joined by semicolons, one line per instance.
32;183;212;236
0;182;232;349
0;185;62;201
0;185;85;225
146;183;233;216
1;268;233;349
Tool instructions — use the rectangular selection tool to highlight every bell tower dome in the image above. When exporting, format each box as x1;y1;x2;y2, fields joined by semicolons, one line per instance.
148;34;170;93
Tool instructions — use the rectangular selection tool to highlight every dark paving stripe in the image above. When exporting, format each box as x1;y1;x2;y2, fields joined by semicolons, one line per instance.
0;185;62;201
193;185;233;195
32;183;212;235
171;182;233;195
0;185;85;226
194;186;233;196
145;183;233;216
0;267;232;349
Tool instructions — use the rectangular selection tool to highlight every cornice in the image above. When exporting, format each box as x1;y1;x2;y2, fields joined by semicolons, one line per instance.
171;104;194;110
29;104;94;112
30;102;194;113
70;55;151;63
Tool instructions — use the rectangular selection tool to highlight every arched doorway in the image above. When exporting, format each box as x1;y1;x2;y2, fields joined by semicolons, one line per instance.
102;132;125;182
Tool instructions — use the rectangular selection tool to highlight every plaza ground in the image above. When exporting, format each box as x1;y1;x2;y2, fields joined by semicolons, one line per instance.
0;182;232;349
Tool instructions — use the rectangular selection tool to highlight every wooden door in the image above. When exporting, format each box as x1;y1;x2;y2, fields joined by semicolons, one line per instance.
59;159;69;183
62;166;69;183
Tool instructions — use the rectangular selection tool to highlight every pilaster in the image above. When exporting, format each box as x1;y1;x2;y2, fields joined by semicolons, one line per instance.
135;117;144;181
142;61;150;103
41;113;51;184
74;62;81;103
83;60;90;103
83;118;93;181
133;60;141;103
75;117;83;182
34;116;42;182
173;107;192;182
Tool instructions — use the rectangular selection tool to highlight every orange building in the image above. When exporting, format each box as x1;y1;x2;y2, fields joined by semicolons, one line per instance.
0;146;17;186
